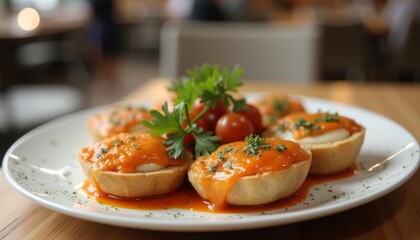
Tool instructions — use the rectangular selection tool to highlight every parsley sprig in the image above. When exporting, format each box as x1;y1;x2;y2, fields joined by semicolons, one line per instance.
170;64;248;114
143;64;246;159
142;102;219;159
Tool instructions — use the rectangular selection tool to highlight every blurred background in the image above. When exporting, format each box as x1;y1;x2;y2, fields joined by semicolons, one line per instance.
0;0;419;162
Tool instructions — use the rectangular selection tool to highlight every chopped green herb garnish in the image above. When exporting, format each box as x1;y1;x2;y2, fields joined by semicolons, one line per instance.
224;146;233;152
208;162;218;173
224;146;238;153
275;144;287;152
131;144;140;150
223;161;233;169
127;136;136;141
242;134;271;157
113;140;120;147
278;123;287;132
294;118;313;129
96;147;108;159
273;98;289;116
100;147;108;154
218;150;226;161
321;112;340;122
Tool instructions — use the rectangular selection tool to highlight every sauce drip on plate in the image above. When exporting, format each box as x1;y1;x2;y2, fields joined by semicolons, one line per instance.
78;166;356;213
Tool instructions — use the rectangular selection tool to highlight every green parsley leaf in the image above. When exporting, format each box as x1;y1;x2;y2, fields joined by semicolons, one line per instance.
193;131;220;158
144;64;252;159
170;64;247;113
165;131;188;159
142;102;185;136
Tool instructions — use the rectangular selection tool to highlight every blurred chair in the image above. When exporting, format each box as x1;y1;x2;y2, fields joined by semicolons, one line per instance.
391;20;420;81
317;16;369;81
16;33;89;88
159;20;319;83
0;32;88;135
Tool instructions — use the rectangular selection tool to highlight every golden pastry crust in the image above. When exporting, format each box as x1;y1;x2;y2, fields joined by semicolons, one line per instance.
188;143;312;206
303;127;365;175
78;156;192;198
188;138;312;207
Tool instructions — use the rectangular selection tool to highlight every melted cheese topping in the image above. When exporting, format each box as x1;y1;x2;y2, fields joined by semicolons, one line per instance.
276;112;361;141
79;133;184;173
189;138;311;207
87;105;152;139
275;128;350;144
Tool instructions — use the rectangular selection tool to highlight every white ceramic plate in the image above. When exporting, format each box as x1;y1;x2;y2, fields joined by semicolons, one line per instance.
3;95;420;232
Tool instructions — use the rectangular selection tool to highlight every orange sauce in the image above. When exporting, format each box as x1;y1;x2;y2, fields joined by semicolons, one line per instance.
279;112;361;139
189;138;311;207
78;166;356;213
79;133;184;173
87;105;151;139
256;95;305;120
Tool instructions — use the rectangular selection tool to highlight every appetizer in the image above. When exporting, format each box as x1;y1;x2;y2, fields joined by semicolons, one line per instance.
87;105;152;141
254;95;305;127
78;133;192;198
188;135;312;207
265;112;365;174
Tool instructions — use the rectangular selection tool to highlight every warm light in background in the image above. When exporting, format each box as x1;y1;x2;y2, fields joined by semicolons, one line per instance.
17;8;40;31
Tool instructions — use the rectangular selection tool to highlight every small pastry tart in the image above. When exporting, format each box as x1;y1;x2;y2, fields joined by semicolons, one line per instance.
264;112;365;175
188;136;312;207
87;105;152;142
78;133;192;198
253;95;305;128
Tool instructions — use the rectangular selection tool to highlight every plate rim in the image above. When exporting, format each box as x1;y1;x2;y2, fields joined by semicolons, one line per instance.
2;95;420;232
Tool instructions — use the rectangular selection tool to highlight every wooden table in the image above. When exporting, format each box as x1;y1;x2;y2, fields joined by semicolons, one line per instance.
1;78;420;239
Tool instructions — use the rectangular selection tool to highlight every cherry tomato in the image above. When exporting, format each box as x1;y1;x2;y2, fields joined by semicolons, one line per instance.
193;99;227;131
237;104;264;134
215;113;254;145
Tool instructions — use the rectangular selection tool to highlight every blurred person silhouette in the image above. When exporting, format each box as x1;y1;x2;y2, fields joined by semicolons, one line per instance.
383;0;420;54
382;0;420;80
87;0;120;87
189;0;227;21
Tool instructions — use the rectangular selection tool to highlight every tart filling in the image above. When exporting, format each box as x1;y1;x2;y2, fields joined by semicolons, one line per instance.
87;105;152;141
188;136;312;207
265;112;365;174
78;133;191;198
